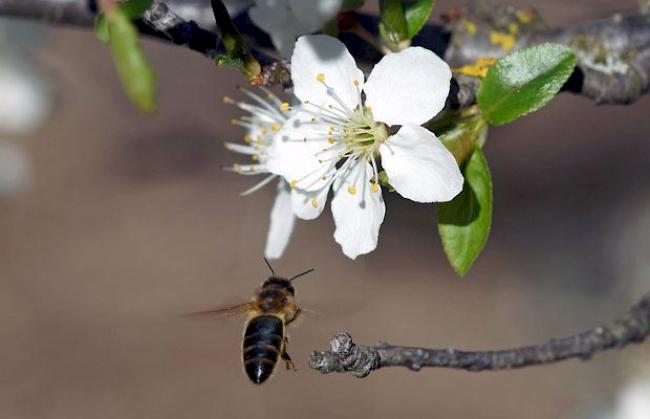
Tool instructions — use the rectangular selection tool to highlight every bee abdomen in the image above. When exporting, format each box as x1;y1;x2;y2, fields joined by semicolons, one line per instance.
243;315;284;384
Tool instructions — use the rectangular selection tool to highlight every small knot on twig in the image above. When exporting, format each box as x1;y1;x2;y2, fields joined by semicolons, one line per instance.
309;332;380;378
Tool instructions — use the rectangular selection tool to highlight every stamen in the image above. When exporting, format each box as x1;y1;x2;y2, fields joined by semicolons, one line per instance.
224;142;256;155
316;73;325;83
311;198;319;208
240;88;284;120
347;185;357;195
240;174;277;196
325;87;354;115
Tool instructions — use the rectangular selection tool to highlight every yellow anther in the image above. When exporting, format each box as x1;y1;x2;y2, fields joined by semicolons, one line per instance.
454;57;497;78
311;198;319;208
316;73;325;83
461;19;477;34
251;155;259;161
508;22;519;35
271;123;282;131
248;167;256;173
353;80;360;86
365;106;372;113
328;137;335;144
290;180;297;189
347;185;357;195
223;96;233;103
371;183;380;193
489;31;516;52
244;134;252;143
280;102;290;112
516;10;533;24
229;119;237;125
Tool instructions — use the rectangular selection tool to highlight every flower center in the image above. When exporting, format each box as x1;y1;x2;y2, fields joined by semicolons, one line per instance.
341;107;389;160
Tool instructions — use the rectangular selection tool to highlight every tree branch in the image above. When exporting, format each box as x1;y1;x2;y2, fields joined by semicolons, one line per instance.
309;293;650;377
444;5;650;106
1;1;649;103
0;0;227;59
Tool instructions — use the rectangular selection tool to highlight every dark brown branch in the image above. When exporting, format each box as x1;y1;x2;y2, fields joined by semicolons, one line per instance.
0;0;227;59
309;293;650;377
1;0;649;102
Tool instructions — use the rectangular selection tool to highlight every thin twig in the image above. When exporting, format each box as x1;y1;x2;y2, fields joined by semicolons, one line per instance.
309;293;650;377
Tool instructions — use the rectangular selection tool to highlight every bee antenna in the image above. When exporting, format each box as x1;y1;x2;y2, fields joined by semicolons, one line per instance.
289;268;315;282
263;258;276;275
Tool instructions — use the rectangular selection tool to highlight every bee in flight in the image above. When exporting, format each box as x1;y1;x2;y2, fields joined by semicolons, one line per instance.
189;259;314;385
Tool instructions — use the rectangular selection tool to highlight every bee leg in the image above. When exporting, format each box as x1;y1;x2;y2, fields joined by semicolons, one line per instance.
281;349;297;371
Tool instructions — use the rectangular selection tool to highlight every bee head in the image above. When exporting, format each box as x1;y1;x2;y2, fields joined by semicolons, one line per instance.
261;276;295;296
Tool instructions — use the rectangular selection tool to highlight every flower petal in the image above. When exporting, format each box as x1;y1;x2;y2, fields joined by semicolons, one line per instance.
249;0;291;32
379;124;463;203
268;28;305;58
364;47;451;126
289;0;342;31
265;180;296;259
0;62;51;135
291;35;364;111
250;0;313;57
291;185;330;220
266;110;333;191
331;160;386;259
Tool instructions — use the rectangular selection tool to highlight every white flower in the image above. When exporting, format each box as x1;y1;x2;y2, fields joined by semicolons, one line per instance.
266;35;463;259
249;0;343;57
0;58;51;136
223;88;296;259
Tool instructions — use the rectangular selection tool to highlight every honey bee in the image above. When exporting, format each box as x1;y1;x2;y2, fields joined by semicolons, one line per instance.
189;259;314;384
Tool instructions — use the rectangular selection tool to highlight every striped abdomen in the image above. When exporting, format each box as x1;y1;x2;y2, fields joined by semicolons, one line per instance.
243;315;284;384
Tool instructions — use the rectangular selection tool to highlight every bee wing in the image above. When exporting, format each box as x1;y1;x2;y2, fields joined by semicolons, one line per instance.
184;301;255;319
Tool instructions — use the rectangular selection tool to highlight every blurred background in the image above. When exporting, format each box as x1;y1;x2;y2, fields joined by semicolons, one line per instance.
1;1;649;418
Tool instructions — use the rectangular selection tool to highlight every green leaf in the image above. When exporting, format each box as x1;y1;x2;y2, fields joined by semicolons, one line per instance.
95;14;110;43
120;0;152;18
95;1;151;43
106;10;156;112
379;0;408;49
438;114;488;165
438;148;492;276
404;0;435;39
477;43;576;125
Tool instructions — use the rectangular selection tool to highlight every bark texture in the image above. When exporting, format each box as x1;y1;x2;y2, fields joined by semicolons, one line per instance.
309;294;650;377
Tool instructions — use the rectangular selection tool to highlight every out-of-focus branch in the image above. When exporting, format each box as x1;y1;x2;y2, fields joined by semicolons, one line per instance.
445;5;650;106
1;1;649;103
0;0;227;59
140;1;226;60
309;293;650;377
